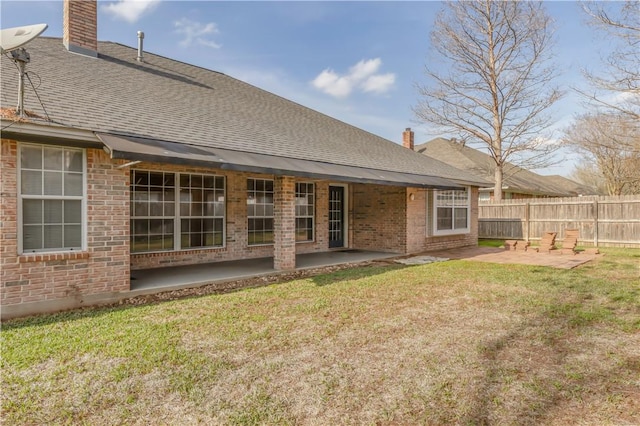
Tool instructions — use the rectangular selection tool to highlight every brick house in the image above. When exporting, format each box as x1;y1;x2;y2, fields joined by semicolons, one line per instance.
1;0;487;319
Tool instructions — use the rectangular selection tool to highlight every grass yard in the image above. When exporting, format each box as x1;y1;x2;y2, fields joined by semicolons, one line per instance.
2;248;640;425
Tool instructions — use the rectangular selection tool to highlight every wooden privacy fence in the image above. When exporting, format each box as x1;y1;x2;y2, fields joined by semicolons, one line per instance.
478;195;640;248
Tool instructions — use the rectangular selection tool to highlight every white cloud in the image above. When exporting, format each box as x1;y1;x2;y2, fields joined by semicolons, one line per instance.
362;73;396;94
228;66;406;143
312;58;395;98
101;0;160;23
348;58;381;81
312;69;353;98
174;18;221;49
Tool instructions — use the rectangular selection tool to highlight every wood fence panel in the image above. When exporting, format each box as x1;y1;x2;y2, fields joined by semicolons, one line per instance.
479;195;640;247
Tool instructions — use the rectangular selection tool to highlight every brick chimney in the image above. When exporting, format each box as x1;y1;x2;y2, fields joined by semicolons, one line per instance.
63;0;97;57
402;128;414;150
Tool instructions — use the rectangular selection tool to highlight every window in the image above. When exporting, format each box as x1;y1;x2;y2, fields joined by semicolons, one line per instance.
247;178;274;245
433;188;470;235
19;144;85;253
295;182;314;242
180;174;225;249
131;171;175;252
130;171;225;253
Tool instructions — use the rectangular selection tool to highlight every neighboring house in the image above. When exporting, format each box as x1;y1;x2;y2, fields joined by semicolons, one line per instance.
540;175;599;198
414;138;596;201
0;1;488;319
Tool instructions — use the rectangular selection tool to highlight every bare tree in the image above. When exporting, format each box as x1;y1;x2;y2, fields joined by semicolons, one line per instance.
569;164;608;195
563;112;640;195
414;1;563;201
580;1;640;119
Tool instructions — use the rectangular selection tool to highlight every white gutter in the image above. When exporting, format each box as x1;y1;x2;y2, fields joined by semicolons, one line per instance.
0;119;100;144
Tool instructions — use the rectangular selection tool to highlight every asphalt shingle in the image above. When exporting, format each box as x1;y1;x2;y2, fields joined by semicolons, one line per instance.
415;138;594;196
0;37;487;186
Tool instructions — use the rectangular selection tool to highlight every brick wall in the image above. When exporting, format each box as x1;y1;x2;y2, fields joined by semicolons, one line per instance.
1;139;129;310
406;188;427;253
351;184;407;253
350;185;479;255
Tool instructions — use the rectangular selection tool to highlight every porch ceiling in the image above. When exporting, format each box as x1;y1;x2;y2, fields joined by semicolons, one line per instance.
97;133;463;190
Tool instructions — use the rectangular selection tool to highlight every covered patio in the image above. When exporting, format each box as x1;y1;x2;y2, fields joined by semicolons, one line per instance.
129;250;398;295
127;245;600;301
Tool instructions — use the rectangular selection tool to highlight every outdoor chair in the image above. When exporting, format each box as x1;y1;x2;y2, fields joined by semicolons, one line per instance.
559;229;579;255
504;240;518;251
514;240;530;252
533;231;557;253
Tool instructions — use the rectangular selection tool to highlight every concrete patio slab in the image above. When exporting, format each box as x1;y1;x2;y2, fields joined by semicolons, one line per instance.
129;250;398;295
422;246;599;269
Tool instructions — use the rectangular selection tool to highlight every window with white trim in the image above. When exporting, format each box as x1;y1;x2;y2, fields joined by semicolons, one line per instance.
433;188;470;235
295;182;314;242
130;171;225;253
19;144;85;253
247;178;274;245
180;174;225;249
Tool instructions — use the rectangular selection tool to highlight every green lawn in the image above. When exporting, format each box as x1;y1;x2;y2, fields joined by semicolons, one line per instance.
2;248;639;425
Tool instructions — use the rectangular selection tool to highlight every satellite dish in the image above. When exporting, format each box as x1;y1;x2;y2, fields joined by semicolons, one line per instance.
1;23;48;118
0;23;48;54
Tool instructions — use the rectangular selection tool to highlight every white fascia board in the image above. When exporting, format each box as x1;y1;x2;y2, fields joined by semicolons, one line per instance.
1;119;100;144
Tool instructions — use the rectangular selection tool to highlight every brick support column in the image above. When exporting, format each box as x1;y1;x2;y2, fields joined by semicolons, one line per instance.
274;176;296;270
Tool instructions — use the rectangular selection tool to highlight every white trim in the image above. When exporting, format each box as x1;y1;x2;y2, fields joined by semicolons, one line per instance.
17;145;23;254
130;170;227;253
17;142;87;254
1;119;99;144
294;181;315;244
329;183;349;248
82;148;88;252
431;186;471;237
246;177;275;246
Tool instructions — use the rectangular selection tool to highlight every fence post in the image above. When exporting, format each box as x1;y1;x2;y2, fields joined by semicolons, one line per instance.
525;202;530;242
593;200;599;246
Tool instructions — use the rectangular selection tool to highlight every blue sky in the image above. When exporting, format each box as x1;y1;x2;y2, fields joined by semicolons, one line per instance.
1;1;612;176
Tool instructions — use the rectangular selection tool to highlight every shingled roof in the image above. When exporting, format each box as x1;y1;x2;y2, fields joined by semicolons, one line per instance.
0;37;488;188
415;138;593;197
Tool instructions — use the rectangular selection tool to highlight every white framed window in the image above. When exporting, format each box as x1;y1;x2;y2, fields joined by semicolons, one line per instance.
247;178;274;245
18;143;86;253
432;187;470;236
295;182;314;242
130;171;225;253
179;174;225;249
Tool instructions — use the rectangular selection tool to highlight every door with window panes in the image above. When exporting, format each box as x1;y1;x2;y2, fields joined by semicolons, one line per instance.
328;186;345;248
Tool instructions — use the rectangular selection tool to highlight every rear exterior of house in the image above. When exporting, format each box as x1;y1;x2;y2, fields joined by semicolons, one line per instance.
0;1;484;319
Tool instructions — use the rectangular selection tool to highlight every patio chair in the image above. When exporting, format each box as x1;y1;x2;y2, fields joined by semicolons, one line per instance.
534;231;557;253
504;240;518;251
514;240;530;252
559;229;579;255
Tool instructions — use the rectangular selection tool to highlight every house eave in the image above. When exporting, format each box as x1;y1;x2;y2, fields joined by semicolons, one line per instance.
98;132;465;190
0;119;102;148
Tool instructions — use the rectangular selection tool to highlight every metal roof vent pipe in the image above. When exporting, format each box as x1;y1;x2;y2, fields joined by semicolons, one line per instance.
136;31;144;62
